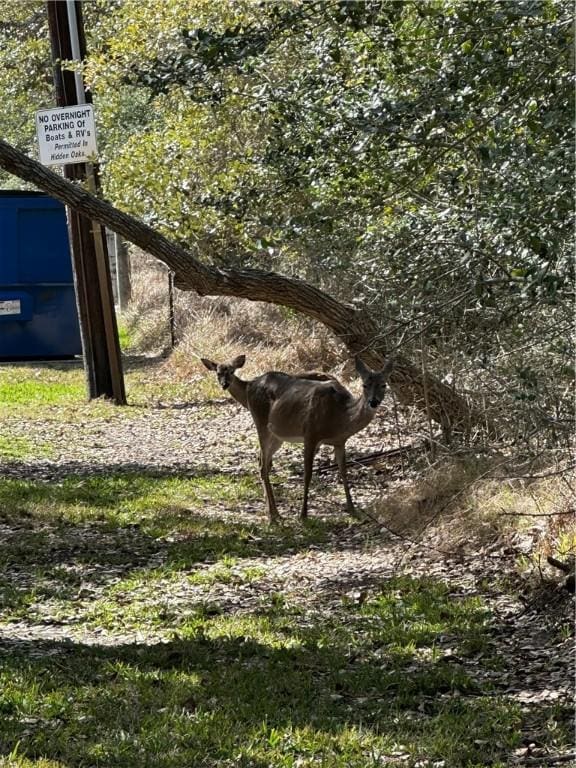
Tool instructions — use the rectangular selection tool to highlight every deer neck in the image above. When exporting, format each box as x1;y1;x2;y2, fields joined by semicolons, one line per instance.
228;374;248;409
347;394;377;434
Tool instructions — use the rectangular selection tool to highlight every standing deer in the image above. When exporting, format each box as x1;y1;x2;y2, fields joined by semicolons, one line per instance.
200;354;393;523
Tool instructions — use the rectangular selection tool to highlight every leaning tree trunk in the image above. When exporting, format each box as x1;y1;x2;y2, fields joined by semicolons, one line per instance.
0;138;484;437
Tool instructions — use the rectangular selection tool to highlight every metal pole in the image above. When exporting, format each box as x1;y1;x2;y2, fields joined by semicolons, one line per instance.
168;270;176;350
65;0;85;103
115;233;131;311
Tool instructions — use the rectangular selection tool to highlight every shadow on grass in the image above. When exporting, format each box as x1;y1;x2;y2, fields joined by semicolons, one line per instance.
0;465;383;557
0;458;249;484
0;595;534;768
2;468;570;765
0;467;385;618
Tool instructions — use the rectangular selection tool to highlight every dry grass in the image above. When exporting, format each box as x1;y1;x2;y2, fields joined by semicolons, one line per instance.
122;250;173;353
171;299;342;378
373;454;575;579
123;249;344;379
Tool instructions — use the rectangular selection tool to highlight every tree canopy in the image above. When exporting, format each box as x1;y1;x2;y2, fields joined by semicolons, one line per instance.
0;0;573;444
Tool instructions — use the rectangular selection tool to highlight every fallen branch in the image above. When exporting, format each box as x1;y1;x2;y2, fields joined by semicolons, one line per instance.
498;509;574;517
317;441;427;475
486;463;576;480
546;555;574;574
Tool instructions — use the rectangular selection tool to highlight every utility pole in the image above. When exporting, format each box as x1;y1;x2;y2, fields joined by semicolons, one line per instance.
46;0;126;404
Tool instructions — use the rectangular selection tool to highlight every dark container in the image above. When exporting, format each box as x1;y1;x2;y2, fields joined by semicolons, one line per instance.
0;191;81;359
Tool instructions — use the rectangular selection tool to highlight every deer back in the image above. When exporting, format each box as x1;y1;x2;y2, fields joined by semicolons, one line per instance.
251;375;355;443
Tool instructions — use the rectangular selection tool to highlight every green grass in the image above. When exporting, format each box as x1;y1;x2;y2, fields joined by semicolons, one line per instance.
0;435;54;460
0;363;573;767
2;578;570;768
0;466;572;767
0;360;208;415
0;580;532;768
0;369;85;411
0;373;83;404
0;471;334;630
117;319;133;352
0;471;258;521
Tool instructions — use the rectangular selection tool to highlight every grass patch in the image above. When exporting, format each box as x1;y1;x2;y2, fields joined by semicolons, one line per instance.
117;319;133;352
0;472;259;531
0;435;54;460
0;371;83;404
1;574;570;768
0;360;209;416
0;471;336;631
0;517;571;767
0;367;85;413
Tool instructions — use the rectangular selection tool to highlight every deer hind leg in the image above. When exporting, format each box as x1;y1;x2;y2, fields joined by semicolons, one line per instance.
258;431;283;523
334;444;362;519
300;439;319;520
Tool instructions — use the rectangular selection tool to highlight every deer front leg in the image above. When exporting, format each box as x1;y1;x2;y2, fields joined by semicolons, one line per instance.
258;433;282;524
334;444;362;520
300;440;318;520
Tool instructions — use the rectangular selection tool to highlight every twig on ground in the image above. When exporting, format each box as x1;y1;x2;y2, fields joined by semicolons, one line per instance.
317;441;425;475
486;463;575;480
546;556;574;574
512;752;576;766
497;509;574;517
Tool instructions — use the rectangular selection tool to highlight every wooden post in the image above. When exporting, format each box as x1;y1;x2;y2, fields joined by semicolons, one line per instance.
46;0;126;404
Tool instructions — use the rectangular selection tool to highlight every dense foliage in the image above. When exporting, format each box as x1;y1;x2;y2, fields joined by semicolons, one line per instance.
0;2;52;179
0;0;573;445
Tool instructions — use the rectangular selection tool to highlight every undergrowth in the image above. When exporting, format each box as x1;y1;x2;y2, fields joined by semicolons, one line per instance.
372;455;575;573
122;250;343;376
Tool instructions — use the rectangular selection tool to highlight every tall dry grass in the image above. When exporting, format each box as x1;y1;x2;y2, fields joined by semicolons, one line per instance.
371;452;575;583
123;249;345;380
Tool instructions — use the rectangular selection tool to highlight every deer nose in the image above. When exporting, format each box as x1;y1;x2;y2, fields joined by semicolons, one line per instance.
369;398;381;408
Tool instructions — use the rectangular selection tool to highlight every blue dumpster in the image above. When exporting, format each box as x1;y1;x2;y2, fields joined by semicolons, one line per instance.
0;191;81;359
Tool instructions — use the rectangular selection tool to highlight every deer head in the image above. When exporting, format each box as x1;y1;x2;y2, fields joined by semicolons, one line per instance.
201;354;246;391
354;356;394;409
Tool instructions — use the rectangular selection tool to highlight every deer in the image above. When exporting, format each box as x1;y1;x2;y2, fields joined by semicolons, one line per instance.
200;354;393;523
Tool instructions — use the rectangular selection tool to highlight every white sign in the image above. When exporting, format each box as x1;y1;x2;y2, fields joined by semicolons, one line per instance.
0;300;21;315
35;105;98;166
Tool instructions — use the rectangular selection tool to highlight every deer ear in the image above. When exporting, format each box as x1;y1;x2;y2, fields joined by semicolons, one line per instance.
231;354;246;370
354;356;371;380
200;357;217;371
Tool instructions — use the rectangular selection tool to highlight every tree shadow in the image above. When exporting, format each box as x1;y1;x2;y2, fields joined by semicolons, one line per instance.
0;578;570;767
0;463;393;617
0;458;388;549
0;456;252;484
